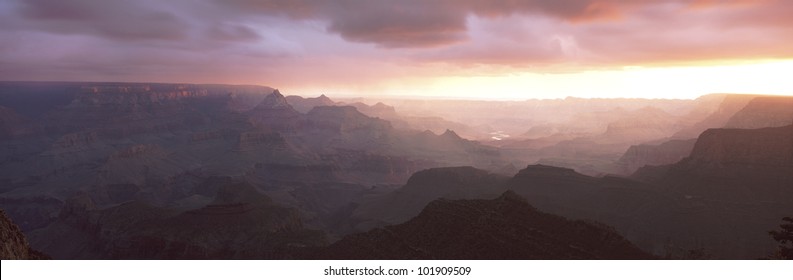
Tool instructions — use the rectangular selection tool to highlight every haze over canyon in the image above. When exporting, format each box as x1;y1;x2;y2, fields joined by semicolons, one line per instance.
2;0;793;261
0;82;791;259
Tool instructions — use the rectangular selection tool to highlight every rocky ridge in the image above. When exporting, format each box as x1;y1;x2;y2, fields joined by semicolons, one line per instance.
318;191;652;259
1;209;48;259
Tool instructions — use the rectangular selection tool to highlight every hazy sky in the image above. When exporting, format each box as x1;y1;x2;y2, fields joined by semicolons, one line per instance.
2;0;793;99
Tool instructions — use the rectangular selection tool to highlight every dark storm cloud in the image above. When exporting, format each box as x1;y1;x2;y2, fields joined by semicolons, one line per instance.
13;0;190;41
215;0;628;48
465;0;624;21
322;1;468;48
214;0;468;47
2;0;793;90
8;0;790;56
205;24;262;42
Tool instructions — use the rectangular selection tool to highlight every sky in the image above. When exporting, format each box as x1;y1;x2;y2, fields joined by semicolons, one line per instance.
1;0;793;100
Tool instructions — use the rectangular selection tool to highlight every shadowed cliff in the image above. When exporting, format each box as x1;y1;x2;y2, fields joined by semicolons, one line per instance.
317;191;653;260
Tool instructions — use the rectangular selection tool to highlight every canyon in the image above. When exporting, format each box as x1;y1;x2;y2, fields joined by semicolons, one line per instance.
1;81;792;259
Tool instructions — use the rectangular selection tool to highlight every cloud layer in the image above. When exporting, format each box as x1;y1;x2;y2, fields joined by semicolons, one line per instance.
1;0;792;96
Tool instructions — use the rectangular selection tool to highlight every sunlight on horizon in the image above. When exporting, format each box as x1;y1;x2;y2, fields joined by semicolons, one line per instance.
299;59;793;101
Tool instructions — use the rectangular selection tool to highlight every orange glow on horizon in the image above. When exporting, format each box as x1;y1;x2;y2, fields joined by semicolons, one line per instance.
285;59;793;100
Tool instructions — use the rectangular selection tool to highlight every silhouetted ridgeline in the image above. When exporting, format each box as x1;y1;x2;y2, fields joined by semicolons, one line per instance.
316;192;653;259
2;82;792;259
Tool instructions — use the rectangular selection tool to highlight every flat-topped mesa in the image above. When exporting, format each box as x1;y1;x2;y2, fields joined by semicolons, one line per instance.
73;84;209;107
404;166;491;186
724;96;793;129
687;125;793;167
507;164;601;192
349;166;509;230
400;166;507;197
515;164;587;178
640;124;793;203
82;85;149;94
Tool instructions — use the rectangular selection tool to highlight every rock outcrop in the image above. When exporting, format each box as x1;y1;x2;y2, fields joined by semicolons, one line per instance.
645;125;793;202
724;96;793;129
285;94;336;113
247;90;302;130
618;139;696;175
672;94;756;139
318;191;652;259
0;209;48;259
28;184;326;259
350;166;508;230
627;125;793;258
508;159;793;259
